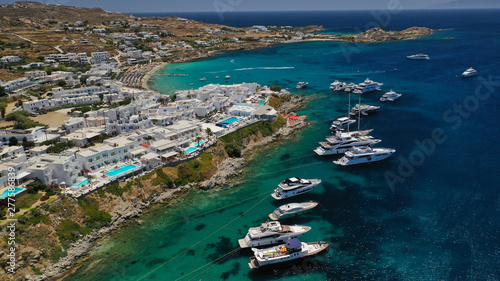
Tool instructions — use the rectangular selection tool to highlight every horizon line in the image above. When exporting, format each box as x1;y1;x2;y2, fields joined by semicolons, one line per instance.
124;8;500;14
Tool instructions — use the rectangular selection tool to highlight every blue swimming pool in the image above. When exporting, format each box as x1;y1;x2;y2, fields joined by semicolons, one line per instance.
0;187;25;199
74;179;88;188
106;164;138;177
220;117;240;124
260;98;267;102
185;147;198;153
194;141;204;146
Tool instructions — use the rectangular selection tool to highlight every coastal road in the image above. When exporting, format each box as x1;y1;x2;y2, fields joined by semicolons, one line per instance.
11;33;37;44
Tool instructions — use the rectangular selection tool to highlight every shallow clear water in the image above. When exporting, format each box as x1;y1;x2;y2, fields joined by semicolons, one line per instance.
67;10;500;281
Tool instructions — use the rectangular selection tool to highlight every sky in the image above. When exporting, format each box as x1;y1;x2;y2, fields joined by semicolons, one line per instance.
1;0;499;13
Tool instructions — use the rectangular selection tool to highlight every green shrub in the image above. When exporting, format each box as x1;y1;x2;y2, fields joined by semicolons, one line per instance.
224;142;241;158
50;245;67;262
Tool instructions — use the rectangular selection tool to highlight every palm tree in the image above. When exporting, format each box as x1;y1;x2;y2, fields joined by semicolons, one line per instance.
195;136;202;147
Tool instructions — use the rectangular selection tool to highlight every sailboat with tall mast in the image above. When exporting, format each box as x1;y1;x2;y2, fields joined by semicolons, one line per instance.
315;93;379;156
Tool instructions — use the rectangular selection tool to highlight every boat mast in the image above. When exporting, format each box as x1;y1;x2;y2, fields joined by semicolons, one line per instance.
357;94;361;131
347;93;351;133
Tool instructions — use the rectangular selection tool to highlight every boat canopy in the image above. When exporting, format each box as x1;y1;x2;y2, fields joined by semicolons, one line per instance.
287;238;301;249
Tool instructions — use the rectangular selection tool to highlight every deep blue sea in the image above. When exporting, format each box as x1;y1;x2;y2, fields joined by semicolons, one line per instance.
67;10;500;281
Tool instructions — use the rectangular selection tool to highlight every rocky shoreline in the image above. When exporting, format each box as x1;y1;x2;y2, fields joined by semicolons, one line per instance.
34;96;308;281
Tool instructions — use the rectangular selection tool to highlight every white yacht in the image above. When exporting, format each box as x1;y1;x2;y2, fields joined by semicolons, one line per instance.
315;131;381;156
330;80;341;90
352;78;383;94
350;104;380;116
334;82;348;91
407;53;430;60
238;221;311;248
462;68;477;78
330;116;356;131
272;177;321;200
248;239;329;269
296;81;308;89
225;75;231;79
334;146;395;166
344;83;356;92
269;201;319;221
199;77;206;81
380;90;402;102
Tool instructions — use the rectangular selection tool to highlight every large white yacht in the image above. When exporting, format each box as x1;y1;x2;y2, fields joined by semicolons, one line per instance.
380;90;402;102
352;78;383;94
269;201;319;221
272;177;321;200
330;116;356;131
407;53;430;60
238;221;311;248
334;146;395;166
462;68;477;78
350;104;380;116
248;239;329;269
330;80;341;90
315;130;381;156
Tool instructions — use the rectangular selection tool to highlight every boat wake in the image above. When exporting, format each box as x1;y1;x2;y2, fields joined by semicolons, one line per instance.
234;67;295;71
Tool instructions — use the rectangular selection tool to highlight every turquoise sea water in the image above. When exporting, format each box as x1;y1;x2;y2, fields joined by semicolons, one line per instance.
67;10;500;281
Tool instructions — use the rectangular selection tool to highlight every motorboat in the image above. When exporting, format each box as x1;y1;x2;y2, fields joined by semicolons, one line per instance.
330;80;341;90
272;177;321;200
248;239;329;269
407;53;430;60
334;146;395;166
199;77;206;81
380;90;402;102
269;201;319;220
314;131;381;156
352;78;383;94
238;221;311;248
330;116;356;131
296;81;308;89
462;68;477;78
226;75;231;79
350;104;380;116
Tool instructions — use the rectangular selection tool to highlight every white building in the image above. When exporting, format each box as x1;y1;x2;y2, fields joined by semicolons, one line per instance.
91;51;110;61
76;136;139;170
0;56;21;64
25;70;47;79
27;153;79;185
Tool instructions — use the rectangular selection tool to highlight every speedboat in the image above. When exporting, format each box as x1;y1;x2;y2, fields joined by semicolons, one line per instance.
350;104;380;116
380;90;402;102
269;201;319;220
330;116;356;131
238;221;311;248
407;53;430;60
199;77;206;81
248;239;329;269
225;75;231;79
296;81;308;89
272;177;321;200
314;130;381;156
334;146;395;166
462;68;477;78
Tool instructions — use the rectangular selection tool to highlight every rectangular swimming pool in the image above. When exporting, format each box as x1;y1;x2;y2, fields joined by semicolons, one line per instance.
185;147;198;154
219;117;241;124
73;179;88;188
106;164;138;177
0;187;25;199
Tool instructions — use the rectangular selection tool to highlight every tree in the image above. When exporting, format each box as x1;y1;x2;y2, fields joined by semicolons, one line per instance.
225;142;241;158
9;137;18;146
57;80;67;87
270;85;281;92
0;86;7;97
195;136;202;147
